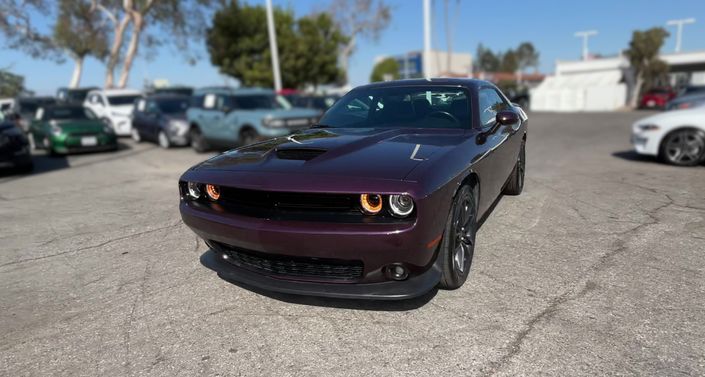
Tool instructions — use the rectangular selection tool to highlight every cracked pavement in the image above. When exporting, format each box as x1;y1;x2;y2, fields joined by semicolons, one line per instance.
1;112;704;376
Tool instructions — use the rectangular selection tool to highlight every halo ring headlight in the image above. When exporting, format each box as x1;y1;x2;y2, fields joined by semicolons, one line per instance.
360;194;383;214
206;184;220;201
187;182;201;199
389;194;414;217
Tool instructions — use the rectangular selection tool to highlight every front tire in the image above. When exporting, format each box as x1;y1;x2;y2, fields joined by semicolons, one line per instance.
660;129;705;166
438;184;478;290
190;127;209;153
504;140;525;195
158;130;171;149
131;128;141;142
239;127;258;146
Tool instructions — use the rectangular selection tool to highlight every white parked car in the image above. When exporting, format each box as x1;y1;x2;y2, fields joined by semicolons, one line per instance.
632;106;705;166
83;89;143;136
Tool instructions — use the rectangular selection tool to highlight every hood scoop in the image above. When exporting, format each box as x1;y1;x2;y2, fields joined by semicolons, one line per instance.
275;148;327;161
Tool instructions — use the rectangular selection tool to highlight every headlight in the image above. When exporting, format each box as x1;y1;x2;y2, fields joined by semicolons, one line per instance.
205;184;220;201
103;124;114;134
638;124;659;131
187;182;202;199
265;118;286;128
49;120;62;136
169;119;189;133
389;194;415;217
360;194;382;214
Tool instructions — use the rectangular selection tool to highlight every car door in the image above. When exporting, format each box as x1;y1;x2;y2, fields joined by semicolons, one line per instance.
475;87;520;202
197;93;226;142
144;100;161;140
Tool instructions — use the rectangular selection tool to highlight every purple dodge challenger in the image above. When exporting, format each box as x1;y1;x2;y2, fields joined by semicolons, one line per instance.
179;79;527;300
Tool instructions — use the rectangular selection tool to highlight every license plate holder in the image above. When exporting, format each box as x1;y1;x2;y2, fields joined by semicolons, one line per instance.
81;136;98;146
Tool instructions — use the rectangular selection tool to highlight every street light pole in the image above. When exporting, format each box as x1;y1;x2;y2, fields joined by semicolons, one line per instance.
423;0;432;79
265;0;282;91
574;30;598;61
666;18;696;53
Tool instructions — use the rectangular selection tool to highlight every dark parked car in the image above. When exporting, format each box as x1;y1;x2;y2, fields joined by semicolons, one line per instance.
0;121;32;172
666;91;705;111
29;105;117;155
286;94;341;113
8;97;57;133
56;87;98;104
179;79;527;300
131;95;190;148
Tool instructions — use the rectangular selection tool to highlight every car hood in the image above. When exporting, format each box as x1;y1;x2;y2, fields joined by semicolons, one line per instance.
194;127;469;181
109;106;134;116
54;119;106;133
634;107;705;127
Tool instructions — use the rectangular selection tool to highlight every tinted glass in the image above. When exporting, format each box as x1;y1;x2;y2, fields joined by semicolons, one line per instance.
45;106;97;120
19;99;56;114
157;98;189;114
107;95;141;106
319;86;471;129
478;88;510;127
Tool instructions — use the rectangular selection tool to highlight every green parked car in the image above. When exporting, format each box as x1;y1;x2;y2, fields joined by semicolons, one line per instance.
29;105;118;155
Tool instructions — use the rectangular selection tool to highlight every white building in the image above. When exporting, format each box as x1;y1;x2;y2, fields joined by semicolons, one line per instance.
531;50;705;112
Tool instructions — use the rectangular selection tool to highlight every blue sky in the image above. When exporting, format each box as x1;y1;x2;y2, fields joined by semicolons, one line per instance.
2;0;704;95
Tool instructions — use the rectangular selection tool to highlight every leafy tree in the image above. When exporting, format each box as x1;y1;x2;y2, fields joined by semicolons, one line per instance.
54;0;109;88
516;42;539;73
0;69;25;97
0;0;61;61
93;0;221;88
328;0;390;86
294;13;347;89
370;57;399;82
475;44;499;73
625;27;670;107
499;49;518;72
207;1;345;89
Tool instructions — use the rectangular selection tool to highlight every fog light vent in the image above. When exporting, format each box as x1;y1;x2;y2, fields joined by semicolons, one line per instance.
385;264;409;281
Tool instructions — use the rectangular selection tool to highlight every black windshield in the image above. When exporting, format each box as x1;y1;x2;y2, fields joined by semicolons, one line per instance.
319;86;471;129
157;98;189;114
107;95;141;106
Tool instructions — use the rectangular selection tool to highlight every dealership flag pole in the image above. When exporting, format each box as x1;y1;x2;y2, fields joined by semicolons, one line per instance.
666;18;696;53
423;0;432;79
574;30;598;61
266;0;282;91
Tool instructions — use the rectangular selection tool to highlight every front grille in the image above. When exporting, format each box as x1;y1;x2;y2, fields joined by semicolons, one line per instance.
68;131;99;137
219;186;356;212
276;148;326;161
213;242;364;281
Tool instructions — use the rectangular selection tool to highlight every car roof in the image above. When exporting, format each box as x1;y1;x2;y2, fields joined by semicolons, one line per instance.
354;78;491;91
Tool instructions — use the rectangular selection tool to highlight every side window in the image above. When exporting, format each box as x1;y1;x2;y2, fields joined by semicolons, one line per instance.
203;93;217;109
478;88;509;127
136;99;147;112
146;100;159;113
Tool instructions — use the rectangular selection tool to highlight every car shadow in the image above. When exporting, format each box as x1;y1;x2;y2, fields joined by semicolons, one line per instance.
612;150;660;164
199;250;438;311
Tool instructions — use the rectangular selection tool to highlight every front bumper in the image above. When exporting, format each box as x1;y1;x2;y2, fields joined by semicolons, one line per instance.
51;133;118;154
202;249;441;300
631;131;659;156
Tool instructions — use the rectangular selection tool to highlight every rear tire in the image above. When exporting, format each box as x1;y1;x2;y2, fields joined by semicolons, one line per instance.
659;129;705;166
190;127;209;153
438;184;478;290
504;140;525;195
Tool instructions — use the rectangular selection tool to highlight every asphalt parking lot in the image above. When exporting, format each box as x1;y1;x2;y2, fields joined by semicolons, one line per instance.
1;111;704;376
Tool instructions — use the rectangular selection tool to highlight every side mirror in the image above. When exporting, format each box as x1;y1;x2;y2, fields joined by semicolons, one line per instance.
496;110;519;125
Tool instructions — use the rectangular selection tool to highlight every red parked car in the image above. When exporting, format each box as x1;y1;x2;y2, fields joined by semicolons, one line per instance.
639;88;676;110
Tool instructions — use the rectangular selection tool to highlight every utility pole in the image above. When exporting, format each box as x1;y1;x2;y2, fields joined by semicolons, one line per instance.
265;0;282;91
423;0;432;79
666;18;696;53
574;30;598;61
